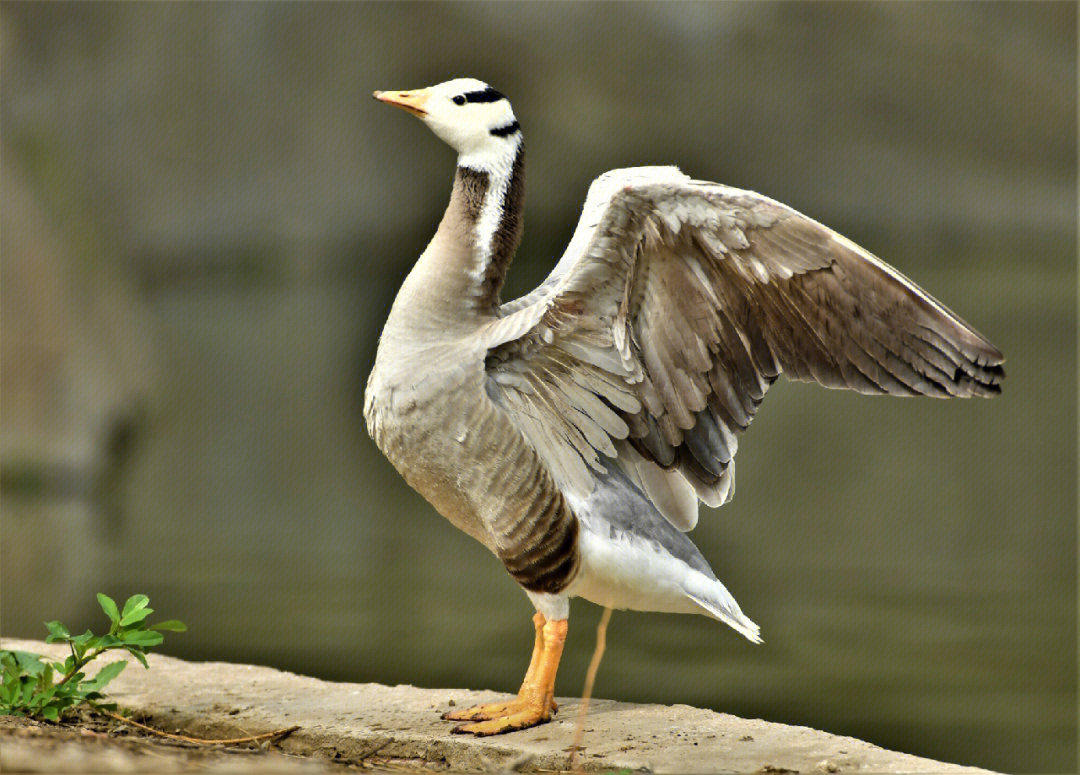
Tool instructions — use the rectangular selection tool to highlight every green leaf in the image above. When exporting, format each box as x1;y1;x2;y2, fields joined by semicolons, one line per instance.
71;630;96;649
10;651;47;676
82;660;126;693
27;693;47;711
121;631;163;648
120;595;149;622
119;607;153;627
96;594;121;624
127;649;149;669
44;621;70;643
41;705;60;722
149;620;187;632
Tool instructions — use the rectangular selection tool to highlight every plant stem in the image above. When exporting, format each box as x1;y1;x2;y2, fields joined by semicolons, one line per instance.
95;707;299;746
569;606;612;772
54;645;104;688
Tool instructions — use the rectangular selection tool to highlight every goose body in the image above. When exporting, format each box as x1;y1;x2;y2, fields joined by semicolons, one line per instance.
364;78;1004;735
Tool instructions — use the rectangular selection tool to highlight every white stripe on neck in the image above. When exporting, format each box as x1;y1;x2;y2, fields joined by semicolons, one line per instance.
459;135;522;289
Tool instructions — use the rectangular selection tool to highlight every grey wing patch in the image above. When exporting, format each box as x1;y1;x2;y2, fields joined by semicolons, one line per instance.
572;457;717;580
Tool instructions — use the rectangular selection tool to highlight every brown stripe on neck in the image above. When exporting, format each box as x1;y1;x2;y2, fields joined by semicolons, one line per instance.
478;144;526;312
454;165;489;225
449;144;526;313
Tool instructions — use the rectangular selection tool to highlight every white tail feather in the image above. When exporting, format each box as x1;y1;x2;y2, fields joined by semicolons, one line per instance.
686;588;762;644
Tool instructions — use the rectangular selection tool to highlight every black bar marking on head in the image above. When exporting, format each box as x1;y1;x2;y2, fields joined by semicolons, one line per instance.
463;86;506;104
490;120;520;138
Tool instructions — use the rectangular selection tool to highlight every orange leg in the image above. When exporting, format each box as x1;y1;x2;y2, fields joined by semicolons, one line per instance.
444;614;568;736
442;612;547;722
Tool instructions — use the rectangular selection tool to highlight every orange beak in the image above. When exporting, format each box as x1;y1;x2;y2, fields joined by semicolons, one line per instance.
373;88;431;118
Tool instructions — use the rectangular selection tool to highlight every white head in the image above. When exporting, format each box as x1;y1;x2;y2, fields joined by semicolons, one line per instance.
374;78;521;171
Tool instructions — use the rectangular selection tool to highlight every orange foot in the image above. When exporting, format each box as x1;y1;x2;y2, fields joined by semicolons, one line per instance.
443;614;567;737
442;695;557;722
450;702;554;736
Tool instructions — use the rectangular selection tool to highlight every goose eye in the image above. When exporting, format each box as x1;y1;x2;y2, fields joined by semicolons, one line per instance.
452;95;466;106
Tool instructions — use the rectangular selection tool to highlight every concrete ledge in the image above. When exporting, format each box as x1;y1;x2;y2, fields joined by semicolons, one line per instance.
1;639;993;773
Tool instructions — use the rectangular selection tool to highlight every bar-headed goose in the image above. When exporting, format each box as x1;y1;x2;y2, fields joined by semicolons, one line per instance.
364;78;1004;736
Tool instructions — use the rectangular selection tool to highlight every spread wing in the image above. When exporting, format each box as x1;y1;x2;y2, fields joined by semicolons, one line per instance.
482;167;1004;531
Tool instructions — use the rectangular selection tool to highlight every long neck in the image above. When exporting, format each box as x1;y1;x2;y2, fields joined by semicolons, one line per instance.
385;137;524;337
460;139;525;312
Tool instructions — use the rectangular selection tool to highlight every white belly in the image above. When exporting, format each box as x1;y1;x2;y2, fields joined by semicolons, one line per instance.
568;517;707;615
561;467;763;643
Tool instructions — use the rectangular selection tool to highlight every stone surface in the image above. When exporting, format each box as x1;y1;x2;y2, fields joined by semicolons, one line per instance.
2;639;995;773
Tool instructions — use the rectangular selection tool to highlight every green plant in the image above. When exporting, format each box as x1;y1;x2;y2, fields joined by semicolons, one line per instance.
0;593;185;721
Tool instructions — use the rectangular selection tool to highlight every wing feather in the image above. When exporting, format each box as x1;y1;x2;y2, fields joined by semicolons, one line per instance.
483;167;1004;530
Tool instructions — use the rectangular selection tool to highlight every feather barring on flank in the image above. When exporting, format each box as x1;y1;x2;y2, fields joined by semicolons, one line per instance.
364;78;1004;736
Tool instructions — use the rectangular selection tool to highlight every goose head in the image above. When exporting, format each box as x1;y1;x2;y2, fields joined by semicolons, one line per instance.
374;78;520;170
